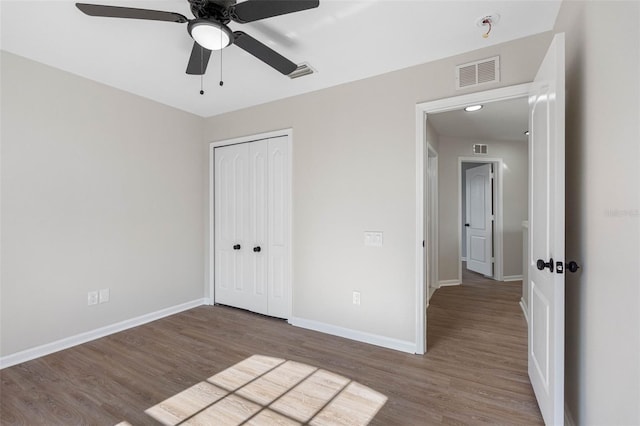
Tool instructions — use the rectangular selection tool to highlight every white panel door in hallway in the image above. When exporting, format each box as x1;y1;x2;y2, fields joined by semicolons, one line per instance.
528;33;565;425
214;136;290;318
465;163;493;276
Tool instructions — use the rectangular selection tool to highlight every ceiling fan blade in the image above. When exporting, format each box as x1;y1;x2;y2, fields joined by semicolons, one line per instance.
230;0;319;24
75;3;188;23
186;43;213;75
233;31;297;75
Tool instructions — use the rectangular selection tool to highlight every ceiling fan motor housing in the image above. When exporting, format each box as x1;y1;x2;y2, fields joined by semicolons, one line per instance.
189;0;233;23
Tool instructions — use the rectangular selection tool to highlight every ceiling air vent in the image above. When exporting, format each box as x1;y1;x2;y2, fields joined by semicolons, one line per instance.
288;62;315;79
455;56;500;90
473;144;488;154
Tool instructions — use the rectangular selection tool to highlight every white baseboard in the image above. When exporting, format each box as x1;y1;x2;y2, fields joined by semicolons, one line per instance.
428;286;437;299
504;275;524;282
438;279;461;287
519;298;529;324
0;298;206;369
204;297;214;305
289;317;416;354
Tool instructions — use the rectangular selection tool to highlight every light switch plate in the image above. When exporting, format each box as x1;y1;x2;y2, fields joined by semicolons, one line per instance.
88;291;98;306
364;231;383;247
99;288;110;304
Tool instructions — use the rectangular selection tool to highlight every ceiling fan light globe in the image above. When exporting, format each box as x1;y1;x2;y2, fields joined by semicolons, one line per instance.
188;19;231;50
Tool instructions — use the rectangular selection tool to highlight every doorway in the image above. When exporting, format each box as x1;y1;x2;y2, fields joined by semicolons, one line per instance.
415;83;532;354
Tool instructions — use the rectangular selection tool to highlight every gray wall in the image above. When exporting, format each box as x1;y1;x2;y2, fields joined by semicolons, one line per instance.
203;34;551;345
437;136;528;282
0;52;206;356
554;1;640;424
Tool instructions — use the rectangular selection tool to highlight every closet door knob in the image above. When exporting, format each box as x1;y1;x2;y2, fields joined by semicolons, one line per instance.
253;246;261;253
567;261;581;273
536;258;554;272
233;244;241;250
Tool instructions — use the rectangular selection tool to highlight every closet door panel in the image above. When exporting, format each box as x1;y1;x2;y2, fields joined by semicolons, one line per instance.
214;143;250;309
247;140;269;314
267;136;290;318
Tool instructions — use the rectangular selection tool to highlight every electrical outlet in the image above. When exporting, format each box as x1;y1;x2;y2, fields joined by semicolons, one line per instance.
353;291;361;305
99;288;110;304
87;291;98;306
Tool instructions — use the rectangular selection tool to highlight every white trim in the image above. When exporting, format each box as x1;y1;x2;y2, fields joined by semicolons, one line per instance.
415;83;532;356
208;129;294;319
415;107;426;354
460;256;467;261
520;298;529;324
290;317;416;354
0;299;205;369
438;279;461;287
504;275;524;282
425;144;438;305
429;287;437;299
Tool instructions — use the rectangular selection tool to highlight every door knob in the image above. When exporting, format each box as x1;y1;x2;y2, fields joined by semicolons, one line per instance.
253;246;261;252
536;257;554;272
567;261;580;273
233;244;241;250
465;223;470;227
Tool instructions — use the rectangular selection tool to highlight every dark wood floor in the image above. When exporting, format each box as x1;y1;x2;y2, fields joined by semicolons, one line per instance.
1;271;542;425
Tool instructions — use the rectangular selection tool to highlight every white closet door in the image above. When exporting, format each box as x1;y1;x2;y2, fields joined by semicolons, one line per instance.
214;136;290;319
247;140;269;315
214;143;250;310
267;136;290;318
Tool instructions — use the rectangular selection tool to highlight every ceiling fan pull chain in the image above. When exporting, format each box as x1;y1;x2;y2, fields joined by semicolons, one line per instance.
219;48;224;87
199;48;205;95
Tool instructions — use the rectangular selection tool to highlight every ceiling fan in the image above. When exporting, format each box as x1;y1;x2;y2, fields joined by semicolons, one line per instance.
75;0;319;76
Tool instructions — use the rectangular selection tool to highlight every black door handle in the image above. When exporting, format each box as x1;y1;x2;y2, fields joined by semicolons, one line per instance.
567;261;580;273
465;223;470;227
233;244;241;250
253;246;261;253
536;257;554;272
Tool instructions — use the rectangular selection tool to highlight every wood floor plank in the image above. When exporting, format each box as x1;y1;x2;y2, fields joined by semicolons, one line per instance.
0;269;542;425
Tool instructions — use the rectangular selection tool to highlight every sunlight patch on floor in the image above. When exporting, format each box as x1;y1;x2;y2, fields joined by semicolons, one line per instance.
117;354;387;425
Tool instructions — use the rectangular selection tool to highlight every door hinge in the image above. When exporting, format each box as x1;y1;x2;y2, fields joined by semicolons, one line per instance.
422;240;425;247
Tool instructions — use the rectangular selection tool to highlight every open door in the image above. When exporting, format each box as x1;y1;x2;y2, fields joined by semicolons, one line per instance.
465;163;493;276
528;33;565;425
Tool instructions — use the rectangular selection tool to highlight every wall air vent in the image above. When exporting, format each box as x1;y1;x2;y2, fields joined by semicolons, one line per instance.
288;62;315;79
473;144;488;154
455;56;500;90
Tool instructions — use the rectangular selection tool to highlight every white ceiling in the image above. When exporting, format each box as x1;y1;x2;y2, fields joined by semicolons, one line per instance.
428;96;529;142
0;0;561;118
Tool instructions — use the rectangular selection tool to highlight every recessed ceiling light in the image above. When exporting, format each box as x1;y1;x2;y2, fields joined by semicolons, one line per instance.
524;130;530;136
464;105;483;112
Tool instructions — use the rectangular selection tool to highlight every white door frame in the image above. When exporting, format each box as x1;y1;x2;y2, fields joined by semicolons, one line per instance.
208;128;294;320
426;144;438;301
415;83;531;354
459;157;504;282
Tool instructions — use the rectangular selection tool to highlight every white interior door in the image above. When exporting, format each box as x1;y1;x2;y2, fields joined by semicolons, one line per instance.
266;137;290;318
528;33;565;425
247;140;269;314
214;143;252;311
465;163;493;276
